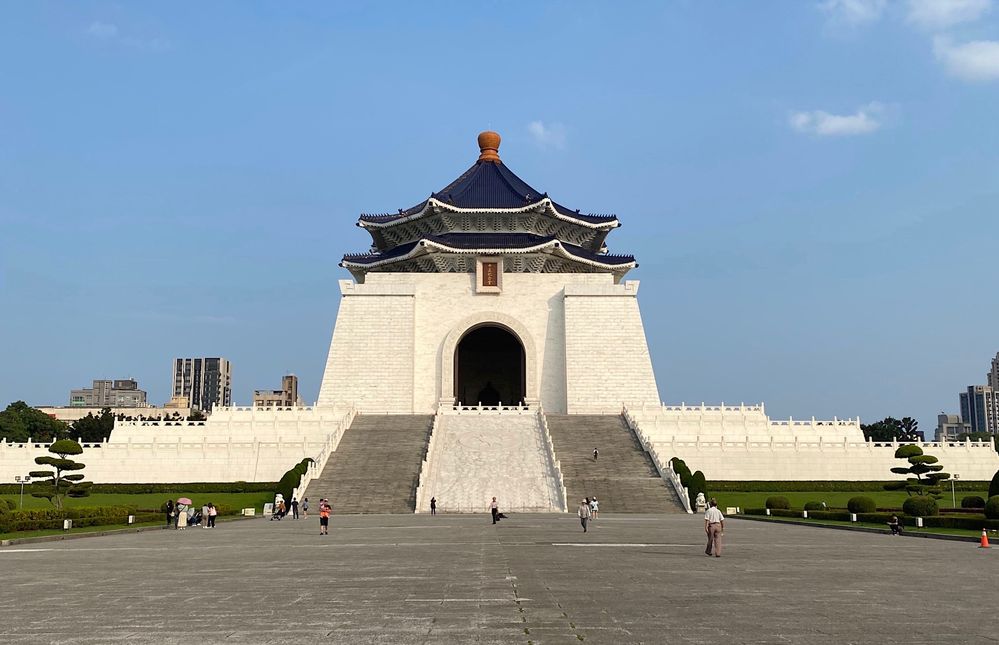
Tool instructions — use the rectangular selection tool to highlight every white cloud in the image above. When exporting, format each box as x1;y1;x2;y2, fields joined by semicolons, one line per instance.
820;0;888;24
527;121;567;149
789;102;884;136
87;21;118;39
907;0;991;29
934;36;999;80
84;20;170;51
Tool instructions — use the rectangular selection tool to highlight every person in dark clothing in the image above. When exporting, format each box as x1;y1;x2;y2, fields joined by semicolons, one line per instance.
430;497;437;516
291;498;299;520
165;500;174;528
887;515;902;536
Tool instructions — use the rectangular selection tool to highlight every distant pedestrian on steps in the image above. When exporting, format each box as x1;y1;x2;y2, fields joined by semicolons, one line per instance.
430;497;437;516
593;448;599;461
590;497;599;520
578;499;592;532
319;499;331;535
291;497;299;520
302;497;309;519
489;497;499;524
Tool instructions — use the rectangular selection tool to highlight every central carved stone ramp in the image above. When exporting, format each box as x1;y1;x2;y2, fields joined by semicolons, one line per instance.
307;414;433;514
546;414;684;513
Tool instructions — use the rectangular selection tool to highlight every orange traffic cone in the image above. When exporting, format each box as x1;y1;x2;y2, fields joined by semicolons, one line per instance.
980;529;991;549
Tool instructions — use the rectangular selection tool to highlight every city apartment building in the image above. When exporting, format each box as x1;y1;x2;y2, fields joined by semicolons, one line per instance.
253;374;303;407
69;379;147;407
935;414;972;441
959;384;998;434
172;358;231;412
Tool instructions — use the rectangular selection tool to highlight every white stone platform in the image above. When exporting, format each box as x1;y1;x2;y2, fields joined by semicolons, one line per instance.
416;407;565;513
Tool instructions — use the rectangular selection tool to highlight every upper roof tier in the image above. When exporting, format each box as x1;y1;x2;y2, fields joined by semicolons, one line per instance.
357;131;621;252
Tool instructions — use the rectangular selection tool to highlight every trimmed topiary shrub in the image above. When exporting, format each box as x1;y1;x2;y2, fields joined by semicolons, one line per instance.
961;495;986;509
985;496;999;520
687;470;707;509
990;471;999;500
765;496;790;510
847;496;877;513
803;501;824;511
3;499;15;511
902;495;938;517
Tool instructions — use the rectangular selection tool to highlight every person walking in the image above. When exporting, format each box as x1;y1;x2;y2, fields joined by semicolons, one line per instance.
704;499;725;557
319;499;331;536
593;448;599;461
430;497;437;516
291;497;300;520
489;497;499;524
578;499;592;532
165;500;174;528
590;497;599;520
207;503;217;528
302;497;309;519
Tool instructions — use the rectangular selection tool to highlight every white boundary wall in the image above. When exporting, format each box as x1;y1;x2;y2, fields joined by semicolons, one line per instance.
0;406;353;484
629;404;999;481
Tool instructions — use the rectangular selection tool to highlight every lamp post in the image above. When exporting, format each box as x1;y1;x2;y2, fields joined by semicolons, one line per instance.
14;475;31;509
951;473;960;508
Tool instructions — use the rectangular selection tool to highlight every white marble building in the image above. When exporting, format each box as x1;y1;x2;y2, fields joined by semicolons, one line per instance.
3;131;998;489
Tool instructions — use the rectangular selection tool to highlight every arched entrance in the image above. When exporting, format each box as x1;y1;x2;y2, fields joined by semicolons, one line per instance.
454;325;526;406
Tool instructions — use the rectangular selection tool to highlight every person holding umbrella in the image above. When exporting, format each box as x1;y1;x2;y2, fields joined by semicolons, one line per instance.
176;497;193;530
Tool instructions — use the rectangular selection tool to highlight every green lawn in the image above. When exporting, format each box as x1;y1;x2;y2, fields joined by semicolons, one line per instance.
0;514;255;541
710;490;990;511
0;491;274;512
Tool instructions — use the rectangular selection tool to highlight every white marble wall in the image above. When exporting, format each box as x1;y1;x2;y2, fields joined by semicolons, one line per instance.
629;405;999;481
316;272;662;414
417;408;563;513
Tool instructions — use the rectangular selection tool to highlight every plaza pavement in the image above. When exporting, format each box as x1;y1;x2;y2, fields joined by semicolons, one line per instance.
0;512;994;644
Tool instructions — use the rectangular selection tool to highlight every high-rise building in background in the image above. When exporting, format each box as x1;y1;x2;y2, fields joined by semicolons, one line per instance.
959;384;998;434
988;352;999;390
935;414;971;441
69;379;147;407
172;358;231;412
253;374;303;408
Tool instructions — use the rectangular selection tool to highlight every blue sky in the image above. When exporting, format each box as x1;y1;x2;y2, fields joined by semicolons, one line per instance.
1;1;997;433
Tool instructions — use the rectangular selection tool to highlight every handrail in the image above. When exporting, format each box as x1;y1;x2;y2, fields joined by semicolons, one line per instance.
537;405;568;512
414;413;441;513
624;406;693;514
294;406;356;501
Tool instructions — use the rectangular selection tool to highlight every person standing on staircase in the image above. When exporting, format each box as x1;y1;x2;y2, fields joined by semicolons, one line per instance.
489;497;499;524
430;497;437;516
319;499;331;536
593;448;599;461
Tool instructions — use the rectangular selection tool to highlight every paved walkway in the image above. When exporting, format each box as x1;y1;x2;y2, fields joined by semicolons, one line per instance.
1;513;994;644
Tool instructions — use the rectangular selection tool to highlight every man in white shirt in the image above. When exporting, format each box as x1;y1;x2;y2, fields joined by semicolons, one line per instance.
704;499;725;557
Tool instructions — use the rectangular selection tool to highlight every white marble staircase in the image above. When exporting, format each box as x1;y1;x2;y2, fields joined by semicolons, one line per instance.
416;406;566;513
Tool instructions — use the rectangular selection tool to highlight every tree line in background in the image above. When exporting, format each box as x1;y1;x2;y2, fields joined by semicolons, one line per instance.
0;402;116;443
861;415;999;452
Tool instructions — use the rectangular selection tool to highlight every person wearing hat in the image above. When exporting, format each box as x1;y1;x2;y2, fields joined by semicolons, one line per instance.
578;498;592;532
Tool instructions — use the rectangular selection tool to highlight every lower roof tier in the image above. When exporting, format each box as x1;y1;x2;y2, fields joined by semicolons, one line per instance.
340;233;636;282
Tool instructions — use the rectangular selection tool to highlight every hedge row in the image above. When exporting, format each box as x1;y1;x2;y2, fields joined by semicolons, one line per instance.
0;505;159;533
744;507;999;530
708;480;989;492
0;482;277;495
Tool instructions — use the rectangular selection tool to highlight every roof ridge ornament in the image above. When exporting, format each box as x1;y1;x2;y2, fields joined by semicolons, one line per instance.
477;131;501;162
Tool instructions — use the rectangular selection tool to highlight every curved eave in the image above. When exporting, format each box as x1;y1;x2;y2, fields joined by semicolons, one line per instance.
358;197;620;231
340;238;636;272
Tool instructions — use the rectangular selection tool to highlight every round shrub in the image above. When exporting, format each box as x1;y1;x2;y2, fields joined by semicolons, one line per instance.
765;496;790;510
894;445;923;459
961;495;986;509
985;496;999;520
989;470;999;500
847;496;877;513
803;501;824;511
3;499;15;511
902;496;938;517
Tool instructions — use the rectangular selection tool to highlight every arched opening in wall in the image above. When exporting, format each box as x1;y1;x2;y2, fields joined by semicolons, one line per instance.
454;325;526;406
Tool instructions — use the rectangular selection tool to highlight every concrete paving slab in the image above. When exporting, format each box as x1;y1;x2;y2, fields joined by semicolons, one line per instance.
0;513;995;644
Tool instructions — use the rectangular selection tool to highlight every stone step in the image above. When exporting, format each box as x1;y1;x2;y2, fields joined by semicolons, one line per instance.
306;414;433;513
546;414;684;514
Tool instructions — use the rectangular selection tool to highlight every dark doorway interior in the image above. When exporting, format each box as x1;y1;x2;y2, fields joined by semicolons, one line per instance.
455;326;525;406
